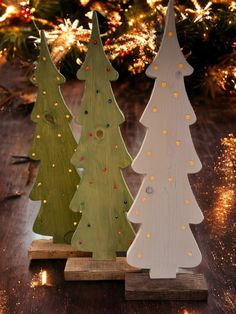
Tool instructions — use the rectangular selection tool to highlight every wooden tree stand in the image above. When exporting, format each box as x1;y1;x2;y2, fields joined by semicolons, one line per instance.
125;271;208;301
64;257;139;281
28;239;91;260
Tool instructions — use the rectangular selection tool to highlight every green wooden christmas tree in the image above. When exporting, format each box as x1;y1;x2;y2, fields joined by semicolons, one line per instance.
29;30;80;244
70;12;135;260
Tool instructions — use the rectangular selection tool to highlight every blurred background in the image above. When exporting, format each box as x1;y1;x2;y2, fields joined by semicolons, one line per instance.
0;0;235;100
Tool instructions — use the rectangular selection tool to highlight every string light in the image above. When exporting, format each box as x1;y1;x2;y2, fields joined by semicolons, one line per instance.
186;1;213;23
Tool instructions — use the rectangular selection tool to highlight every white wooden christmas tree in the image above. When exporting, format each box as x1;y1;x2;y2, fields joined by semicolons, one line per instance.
127;0;204;279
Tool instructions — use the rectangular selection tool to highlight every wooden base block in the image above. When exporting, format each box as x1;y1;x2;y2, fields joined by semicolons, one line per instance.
28;240;91;260
125;272;208;301
64;257;139;281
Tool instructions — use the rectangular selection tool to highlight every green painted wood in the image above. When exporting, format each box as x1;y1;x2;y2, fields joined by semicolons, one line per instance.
70;11;135;260
29;30;81;244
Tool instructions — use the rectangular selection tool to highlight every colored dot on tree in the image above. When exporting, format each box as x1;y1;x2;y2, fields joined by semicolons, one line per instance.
102;167;107;172
113;184;118;189
84;110;88;114
93;39;97;45
85;66;90;71
106;67;111;72
80;156;85;161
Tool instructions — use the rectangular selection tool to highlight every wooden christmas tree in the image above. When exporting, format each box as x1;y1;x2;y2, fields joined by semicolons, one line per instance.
29;30;80;244
70;12;135;260
127;0;204;278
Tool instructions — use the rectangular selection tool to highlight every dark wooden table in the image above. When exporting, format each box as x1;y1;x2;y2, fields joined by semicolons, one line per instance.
0;61;235;314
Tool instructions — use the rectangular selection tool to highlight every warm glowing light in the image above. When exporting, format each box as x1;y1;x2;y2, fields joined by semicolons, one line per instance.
186;1;213;23
153;65;159;71
41;270;47;285
168;176;173;183
146;150;152;157
57;133;62;137
52;164;55;168
176;140;181;146
187;251;193;256
141;197;147;203
146;233;151;239
189;160;195;166
185;199;190;205
181;225;187;230
162;129;168;135
161;81;167;88
178;63;184;70
173;92;179;97
149;176;155;181
185;114;191;121
54;102;58;106
152;106;158;113
137;251;142;258
168;31;173;37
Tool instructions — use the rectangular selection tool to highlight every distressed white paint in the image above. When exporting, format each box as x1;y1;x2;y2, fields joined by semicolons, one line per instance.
127;0;204;279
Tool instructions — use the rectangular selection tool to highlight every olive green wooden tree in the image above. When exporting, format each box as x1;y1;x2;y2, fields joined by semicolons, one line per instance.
29;30;80;244
70;12;135;260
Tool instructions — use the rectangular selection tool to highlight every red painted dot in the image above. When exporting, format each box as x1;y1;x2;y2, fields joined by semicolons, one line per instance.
87;132;93;137
102;167;107;173
106;67;111;72
113;184;118;189
79;241;82;245
93;39;97;45
85;66;90;71
80;156;85;161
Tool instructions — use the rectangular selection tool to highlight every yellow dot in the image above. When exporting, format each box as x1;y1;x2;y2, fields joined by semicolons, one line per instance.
173;92;179;97
42;57;46;61
149;176;155;181
43;91;46;95
162;129;168;135
52;164;55;168
146;233;151;239
56;76;60;81
36;115;40;119
161;81;167;88
68;169;72;173
31;153;36;157
141;197;147;203
168;176;173;183
37;182;42;187
176;140;181;146
54;102;58;107
135;210;140;216
146;151;152;157
32;76;36;81
57;133;62;138
36;135;41;139
181;225;187;230
76;185;79;189
188;251;193;257
73;222;78;226
137;251;142;259
189;160;195;166
43;200;47;204
185;199;190;205
185;114;191;121
115;145;118;149
152;106;158;113
178;63;184;70
153;65;159;71
66;115;70;119
168;31;173;37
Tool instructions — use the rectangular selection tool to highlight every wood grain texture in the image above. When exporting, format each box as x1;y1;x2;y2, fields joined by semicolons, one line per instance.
127;0;203;278
64;257;139;281
0;59;235;313
125;272;208;300
29;31;81;244
28;240;91;259
70;12;135;260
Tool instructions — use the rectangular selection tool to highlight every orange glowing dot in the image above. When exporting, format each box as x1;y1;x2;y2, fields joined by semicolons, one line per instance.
187;251;193;257
161;81;167;88
189;160;195;166
141;197;147;203
178;63;184;70
137;251;142;258
149;176;155;181
162;129;168;135
168;176;173;183
152;106;158;113
146;233;151;239
173;92;179;97
168;31;173;37
176;140;181;146
153;65;159;71
185;114;191;121
146;150;152;157
185;199;190;205
54;102;58;107
181;225;187;230
36;115;40;119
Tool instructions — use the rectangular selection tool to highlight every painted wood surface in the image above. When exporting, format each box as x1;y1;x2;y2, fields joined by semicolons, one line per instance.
125;272;208;300
64;257;139;281
70;12;135;260
127;0;204;278
29;30;81;244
